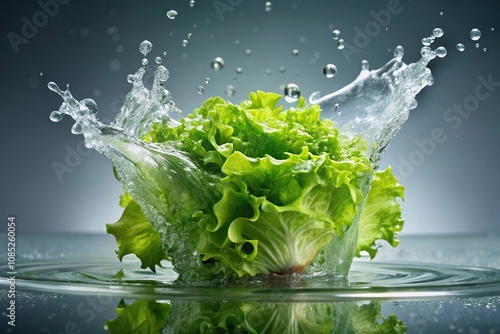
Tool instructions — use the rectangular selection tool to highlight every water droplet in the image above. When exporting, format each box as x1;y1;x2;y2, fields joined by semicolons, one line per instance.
409;99;418;110
361;60;369;71
420;46;435;59
127;74;134;83
163;51;167;56
141;58;148;66
49;111;64;122
483;47;487;52
284;83;300;102
331;29;341;40
182;39;188;47
71;122;84;134
439;11;444;16
456;43;465;52
187;33;192;39
433;28;444;38
39;72;43;76
166;10;178;19
139;40;152;56
236;67;243;75
211;57;224;71
299;36;306;43
245;49;252;56
197;86;204;94
475;43;480;48
394;45;404;58
436;46;447;58
82;98;98;114
234;40;239;45
225;85;236;97
470;28;481;41
189;0;195;7
155;66;170;82
265;2;272;11
265;68;272;76
205;77;210;84
279;65;286;73
292;49;299;56
323;64;337;78
155;57;162;64
337;39;345;50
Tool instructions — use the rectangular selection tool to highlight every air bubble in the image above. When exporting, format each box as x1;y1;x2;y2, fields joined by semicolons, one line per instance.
265;2;272;12
433;28;444;38
483;47;487;52
189;0;195;7
323;64;337;78
182;40;188;47
225;85;236;97
284;83;300;102
197;86;204;94
337;39;345;50
436;46;447;58
141;58;148;66
409;99;418;110
166;10;178;19
470;28;481;41
475;43;480;48
155;57;162;64
245;49;252;56
265;68;272;76
394;45;404;59
456;43;465;52
211;57;224;71
139;40;152;56
421;37;432;46
292;49;299;56
331;29;341;40
236;67;243;75
279;66;286;73
205;77;210;84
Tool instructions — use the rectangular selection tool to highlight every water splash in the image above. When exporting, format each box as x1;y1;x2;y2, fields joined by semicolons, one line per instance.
49;37;439;277
309;44;437;166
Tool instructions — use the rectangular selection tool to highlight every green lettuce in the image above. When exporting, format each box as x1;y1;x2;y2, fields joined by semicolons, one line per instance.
106;91;404;279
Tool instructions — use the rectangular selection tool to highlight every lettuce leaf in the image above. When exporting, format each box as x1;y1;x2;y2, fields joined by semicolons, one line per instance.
107;91;405;278
357;166;405;258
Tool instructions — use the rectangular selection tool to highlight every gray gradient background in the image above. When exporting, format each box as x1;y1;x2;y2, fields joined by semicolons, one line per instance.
1;0;499;236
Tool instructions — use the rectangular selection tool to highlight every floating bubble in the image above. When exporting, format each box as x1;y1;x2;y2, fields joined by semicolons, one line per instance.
483;47;487;52
475;43;480;48
284;83;300;102
435;46;447;58
265;2;272;11
292;49;299;56
189;0;195;7
456;43;465;52
394;45;404;59
141;58;148;66
155;57;162;64
409;99;418;110
433;28;444;38
337;39;345;50
166;10;177;19
197;86;204;94
439;11;444;16
211;57;224;71
127;74;134;83
245;49;252;56
225;85;236;97
265;68;272;76
279;65;286;73
236;67;243;75
187;33;192;39
470;28;481;41
163;51;167;56
323;64;337;78
205;77;210;84
234;40;239;45
139;40;152;55
182;39;188;47
331;29;341;40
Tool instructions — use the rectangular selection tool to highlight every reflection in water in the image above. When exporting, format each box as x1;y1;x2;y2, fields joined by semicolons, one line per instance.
105;299;406;334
